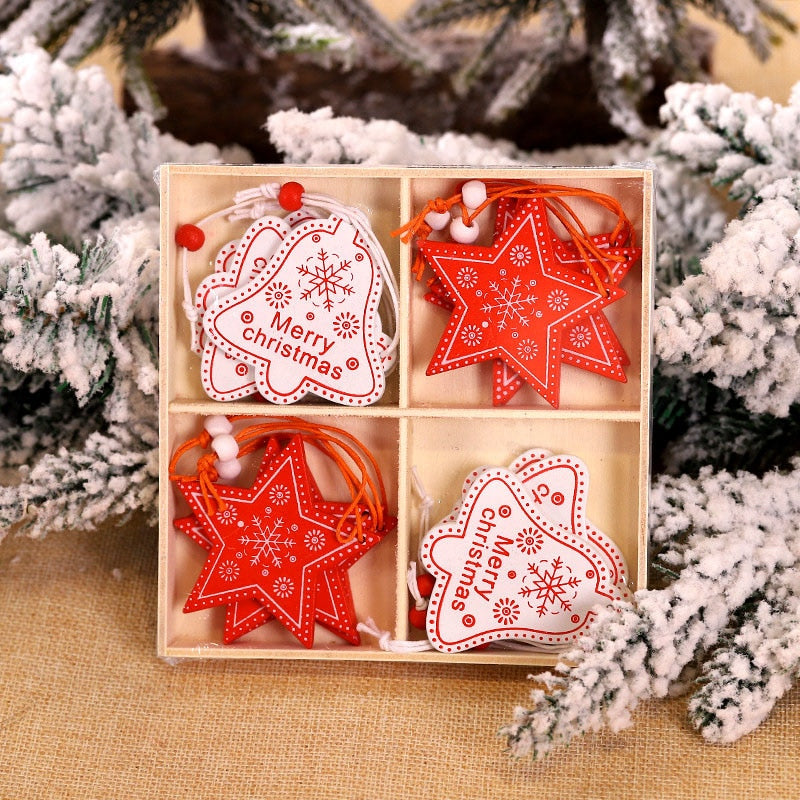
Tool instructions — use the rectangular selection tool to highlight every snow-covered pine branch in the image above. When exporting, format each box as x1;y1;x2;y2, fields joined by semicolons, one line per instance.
0;214;159;405
501;462;800;759
689;564;800;743
403;0;794;137
653;177;800;417
0;416;158;540
0;44;241;242
659;80;800;203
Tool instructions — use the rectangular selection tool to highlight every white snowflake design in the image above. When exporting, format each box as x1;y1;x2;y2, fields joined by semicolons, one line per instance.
546;288;570;312
217;559;240;582
268;483;291;506
515;527;545;555
332;310;360;339
493;597;521;626
215;505;239;526
508;244;532;267
519;556;581;617
263;281;293;309
481;275;537;330
517;339;539;360
272;576;295;598
304;529;325;551
299;248;354;311
460;324;484;347
456;265;479;289
568;324;593;348
238;515;296;567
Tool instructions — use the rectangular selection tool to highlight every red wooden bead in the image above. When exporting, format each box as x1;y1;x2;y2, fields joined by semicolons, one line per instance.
408;606;427;630
278;181;305;212
175;223;205;251
416;573;435;598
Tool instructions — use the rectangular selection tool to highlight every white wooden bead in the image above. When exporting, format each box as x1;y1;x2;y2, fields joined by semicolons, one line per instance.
204;415;232;437
450;217;480;243
215;458;242;480
461;180;487;210
424;209;450;230
211;433;238;461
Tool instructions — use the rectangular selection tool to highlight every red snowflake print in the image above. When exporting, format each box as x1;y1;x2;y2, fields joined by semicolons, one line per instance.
515;527;544;555
519;556;581;617
299;248;354;311
332;310;361;339
263;281;293;309
238;515;296;567
481;275;537;330
493;597;521;626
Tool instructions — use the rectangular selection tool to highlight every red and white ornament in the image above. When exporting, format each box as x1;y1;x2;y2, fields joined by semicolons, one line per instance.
204;215;387;405
174;432;394;648
397;181;640;407
417;450;629;653
176;182;399;406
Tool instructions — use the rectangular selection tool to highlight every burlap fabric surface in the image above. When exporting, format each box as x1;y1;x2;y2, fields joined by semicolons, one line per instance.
0;516;797;799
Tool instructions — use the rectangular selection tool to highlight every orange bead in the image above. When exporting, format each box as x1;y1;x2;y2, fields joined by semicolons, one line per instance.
408;606;427;629
416;573;435;598
278;181;305;212
175;223;205;251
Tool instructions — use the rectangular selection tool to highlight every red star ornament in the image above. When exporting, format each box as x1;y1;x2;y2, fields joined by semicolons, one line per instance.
488;197;640;404
419;199;625;407
174;435;367;645
174;514;363;644
175;435;381;645
176;435;389;648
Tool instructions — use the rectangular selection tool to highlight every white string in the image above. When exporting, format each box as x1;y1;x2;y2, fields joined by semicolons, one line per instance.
491;640;563;652
302;191;401;362
177;184;400;365
228;182;281;220
410;466;434;541
356;618;434;653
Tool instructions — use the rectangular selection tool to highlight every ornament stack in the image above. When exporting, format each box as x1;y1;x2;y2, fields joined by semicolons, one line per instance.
177;181;399;407
395;179;641;407
169;415;396;648
418;449;630;653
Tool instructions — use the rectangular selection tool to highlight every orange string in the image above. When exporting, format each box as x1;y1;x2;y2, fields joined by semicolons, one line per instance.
232;417;389;542
391;180;636;296
169;416;391;543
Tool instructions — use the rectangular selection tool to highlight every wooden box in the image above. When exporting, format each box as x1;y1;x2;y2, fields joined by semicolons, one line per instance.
157;164;653;664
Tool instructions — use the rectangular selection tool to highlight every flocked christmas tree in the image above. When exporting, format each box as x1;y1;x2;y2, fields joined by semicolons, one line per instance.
401;0;796;135
0;0;432;113
2;0;800;755
0;43;246;536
